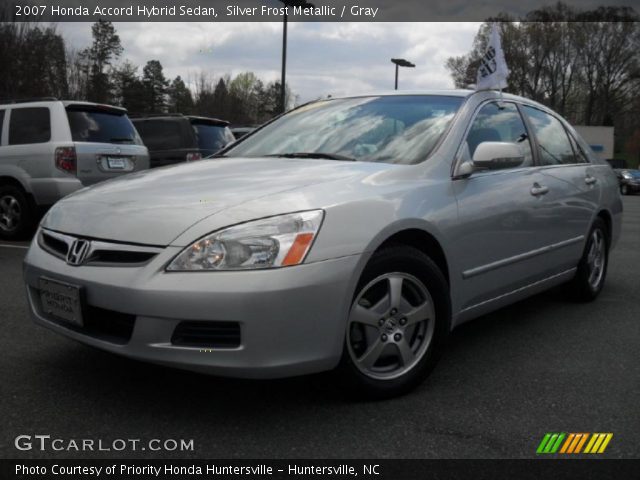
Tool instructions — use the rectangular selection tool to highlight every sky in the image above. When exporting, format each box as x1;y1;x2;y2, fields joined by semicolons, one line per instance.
57;22;482;104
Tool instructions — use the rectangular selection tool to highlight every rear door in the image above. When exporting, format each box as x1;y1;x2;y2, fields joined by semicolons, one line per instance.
66;105;148;185
521;105;597;268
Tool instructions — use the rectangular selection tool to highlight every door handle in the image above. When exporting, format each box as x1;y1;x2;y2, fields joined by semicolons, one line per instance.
585;175;597;185
530;183;549;196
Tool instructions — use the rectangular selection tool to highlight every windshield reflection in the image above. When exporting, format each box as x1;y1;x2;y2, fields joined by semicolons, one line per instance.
225;95;464;165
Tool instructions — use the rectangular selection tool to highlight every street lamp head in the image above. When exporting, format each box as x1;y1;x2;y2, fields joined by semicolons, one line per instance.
391;58;416;68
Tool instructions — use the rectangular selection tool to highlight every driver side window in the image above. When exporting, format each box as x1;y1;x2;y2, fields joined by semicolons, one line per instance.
466;102;533;167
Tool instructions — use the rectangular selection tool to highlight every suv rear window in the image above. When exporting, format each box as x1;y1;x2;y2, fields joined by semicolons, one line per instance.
134;120;188;151
192;122;234;155
9;107;51;145
66;106;139;144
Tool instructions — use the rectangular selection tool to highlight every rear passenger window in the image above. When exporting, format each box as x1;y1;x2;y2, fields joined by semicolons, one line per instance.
135;120;186;151
466;102;533;167
9;107;51;145
522;106;576;165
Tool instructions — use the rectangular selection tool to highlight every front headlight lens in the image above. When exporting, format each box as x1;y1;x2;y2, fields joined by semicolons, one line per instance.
166;210;324;271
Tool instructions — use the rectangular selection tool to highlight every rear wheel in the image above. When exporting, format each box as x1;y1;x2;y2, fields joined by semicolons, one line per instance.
337;245;449;399
0;185;32;240
567;218;609;301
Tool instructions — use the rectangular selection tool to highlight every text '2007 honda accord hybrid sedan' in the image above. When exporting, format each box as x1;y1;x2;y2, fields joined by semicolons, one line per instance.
23;90;622;398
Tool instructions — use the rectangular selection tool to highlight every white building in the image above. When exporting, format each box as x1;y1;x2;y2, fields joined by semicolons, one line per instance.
574;126;614;160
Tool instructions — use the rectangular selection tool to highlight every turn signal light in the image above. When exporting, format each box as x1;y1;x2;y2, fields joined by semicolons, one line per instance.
282;233;315;266
55;147;77;175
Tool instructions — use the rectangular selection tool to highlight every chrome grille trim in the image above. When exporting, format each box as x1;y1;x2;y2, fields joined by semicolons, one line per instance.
38;228;163;267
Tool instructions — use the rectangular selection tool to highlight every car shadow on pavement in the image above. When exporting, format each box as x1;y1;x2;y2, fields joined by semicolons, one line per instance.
39;283;581;409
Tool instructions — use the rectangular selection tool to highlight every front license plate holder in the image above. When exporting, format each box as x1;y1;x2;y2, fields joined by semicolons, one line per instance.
39;277;83;327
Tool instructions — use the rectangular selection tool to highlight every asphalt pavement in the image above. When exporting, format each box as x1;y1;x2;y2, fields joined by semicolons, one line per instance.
1;198;639;459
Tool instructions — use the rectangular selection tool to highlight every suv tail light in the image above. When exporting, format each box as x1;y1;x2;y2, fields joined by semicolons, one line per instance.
186;152;202;162
55;147;77;175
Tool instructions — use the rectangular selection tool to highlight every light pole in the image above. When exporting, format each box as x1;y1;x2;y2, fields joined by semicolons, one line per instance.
279;0;315;114
391;58;415;90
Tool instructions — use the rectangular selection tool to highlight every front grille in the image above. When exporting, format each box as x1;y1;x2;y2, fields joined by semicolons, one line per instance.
38;229;162;266
88;249;157;265
40;230;69;257
171;321;241;349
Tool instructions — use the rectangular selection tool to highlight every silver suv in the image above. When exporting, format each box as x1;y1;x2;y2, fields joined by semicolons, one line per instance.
0;99;149;239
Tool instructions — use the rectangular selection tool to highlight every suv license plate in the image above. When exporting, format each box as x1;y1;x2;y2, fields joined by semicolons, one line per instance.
107;157;127;169
39;277;83;327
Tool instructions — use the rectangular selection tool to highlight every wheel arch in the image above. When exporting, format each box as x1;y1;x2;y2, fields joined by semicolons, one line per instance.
596;208;612;245
350;219;452;310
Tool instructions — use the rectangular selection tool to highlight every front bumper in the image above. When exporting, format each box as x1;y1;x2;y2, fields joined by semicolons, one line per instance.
23;236;361;378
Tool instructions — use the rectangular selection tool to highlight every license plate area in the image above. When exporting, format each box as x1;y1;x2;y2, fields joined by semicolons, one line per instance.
39;277;83;327
98;156;134;172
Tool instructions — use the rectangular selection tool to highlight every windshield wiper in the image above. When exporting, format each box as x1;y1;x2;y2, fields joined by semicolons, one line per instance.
265;152;356;162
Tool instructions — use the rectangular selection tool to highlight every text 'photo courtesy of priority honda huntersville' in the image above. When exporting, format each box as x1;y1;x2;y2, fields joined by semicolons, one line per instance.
23;90;622;398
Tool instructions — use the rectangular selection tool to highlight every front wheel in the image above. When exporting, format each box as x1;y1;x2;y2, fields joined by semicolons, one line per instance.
567;218;609;301
620;184;628;195
336;245;450;399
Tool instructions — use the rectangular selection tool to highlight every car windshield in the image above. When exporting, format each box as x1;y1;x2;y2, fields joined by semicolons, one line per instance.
66;106;141;144
192;122;234;155
224;95;465;165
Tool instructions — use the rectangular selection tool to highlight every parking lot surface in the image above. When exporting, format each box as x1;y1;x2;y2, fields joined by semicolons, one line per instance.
1;198;639;459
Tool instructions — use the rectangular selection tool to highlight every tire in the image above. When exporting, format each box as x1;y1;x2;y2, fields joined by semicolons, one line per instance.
336;245;450;399
0;184;33;240
567;218;609;302
620;184;628;195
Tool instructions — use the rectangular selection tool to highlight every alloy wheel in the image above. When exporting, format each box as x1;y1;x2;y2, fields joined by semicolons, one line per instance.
0;195;21;233
347;272;435;380
587;229;606;290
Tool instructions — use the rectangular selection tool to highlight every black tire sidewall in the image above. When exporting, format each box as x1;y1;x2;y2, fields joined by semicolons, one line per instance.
0;185;32;240
338;245;450;399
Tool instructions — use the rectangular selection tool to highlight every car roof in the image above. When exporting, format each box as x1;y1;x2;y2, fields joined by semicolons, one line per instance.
0;98;127;112
131;114;229;126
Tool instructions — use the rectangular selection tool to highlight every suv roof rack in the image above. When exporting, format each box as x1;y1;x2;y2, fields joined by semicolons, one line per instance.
0;97;59;104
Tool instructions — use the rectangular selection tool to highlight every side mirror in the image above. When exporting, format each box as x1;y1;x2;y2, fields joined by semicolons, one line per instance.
472;142;524;170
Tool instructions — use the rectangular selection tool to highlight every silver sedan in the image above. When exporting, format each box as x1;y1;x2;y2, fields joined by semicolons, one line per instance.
23;90;622;398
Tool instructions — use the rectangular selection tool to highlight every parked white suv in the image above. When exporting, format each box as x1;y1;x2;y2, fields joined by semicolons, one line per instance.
0;98;149;239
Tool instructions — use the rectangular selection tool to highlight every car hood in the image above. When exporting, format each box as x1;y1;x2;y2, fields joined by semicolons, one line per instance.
42;157;390;245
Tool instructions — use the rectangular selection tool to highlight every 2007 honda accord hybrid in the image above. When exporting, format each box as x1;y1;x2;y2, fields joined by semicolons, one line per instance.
23;90;622;397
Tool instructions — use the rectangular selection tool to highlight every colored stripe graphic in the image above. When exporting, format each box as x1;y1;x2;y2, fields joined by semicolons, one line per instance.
584;433;613;454
538;433;613;454
536;433;565;454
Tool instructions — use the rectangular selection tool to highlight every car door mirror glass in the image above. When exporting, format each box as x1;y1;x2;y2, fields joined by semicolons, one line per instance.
472;141;525;170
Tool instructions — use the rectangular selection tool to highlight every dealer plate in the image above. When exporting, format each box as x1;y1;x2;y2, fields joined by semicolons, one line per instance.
39;277;83;327
106;157;128;169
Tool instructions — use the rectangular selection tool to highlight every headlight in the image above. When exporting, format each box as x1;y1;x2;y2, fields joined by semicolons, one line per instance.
621;171;632;180
166;210;324;271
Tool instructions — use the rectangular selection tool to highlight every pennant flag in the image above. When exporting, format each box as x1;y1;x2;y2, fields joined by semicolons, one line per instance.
476;23;509;91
